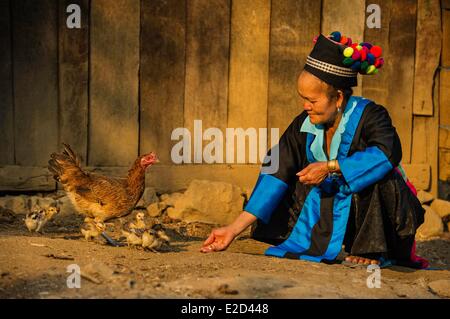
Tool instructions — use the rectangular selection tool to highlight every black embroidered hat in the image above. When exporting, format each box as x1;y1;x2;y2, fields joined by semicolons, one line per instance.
303;31;384;88
304;34;358;88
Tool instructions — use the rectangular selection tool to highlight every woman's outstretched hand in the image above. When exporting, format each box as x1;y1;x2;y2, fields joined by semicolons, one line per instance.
200;211;257;253
200;226;237;253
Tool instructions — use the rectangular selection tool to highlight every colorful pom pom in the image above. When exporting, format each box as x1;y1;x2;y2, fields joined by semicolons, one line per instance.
340;35;348;45
360;48;367;61
330;31;341;42
343;47;354;58
367;53;375;65
351;61;361;71
343;57;354;66
346;37;352;46
366;65;376;74
356;45;362;51
370;45;382;58
351;50;361;60
361;61;369;73
361;42;373;50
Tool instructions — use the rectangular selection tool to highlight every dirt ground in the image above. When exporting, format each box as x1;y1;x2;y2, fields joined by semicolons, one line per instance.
0;213;449;299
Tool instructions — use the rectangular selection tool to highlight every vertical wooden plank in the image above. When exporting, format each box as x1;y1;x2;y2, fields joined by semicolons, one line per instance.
413;0;441;115
228;0;270;163
443;9;450;67
412;74;440;195
364;0;416;163
268;0;322;135
12;0;58;166
0;0;14;165
184;0;230;160
89;0;140;166
362;0;391;106
59;0;89;164
140;0;185;164
321;0;366;96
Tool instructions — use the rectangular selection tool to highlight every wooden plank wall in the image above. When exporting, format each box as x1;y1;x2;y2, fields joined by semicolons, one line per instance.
440;1;450;186
0;0;445;196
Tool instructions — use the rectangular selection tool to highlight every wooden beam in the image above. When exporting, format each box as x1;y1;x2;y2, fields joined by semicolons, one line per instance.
227;0;270;163
413;0;441;116
0;0;14;165
268;0;322;135
58;0;89;165
0;166;56;192
321;0;366;96
89;0;140;166
12;0;58;166
140;0;186;164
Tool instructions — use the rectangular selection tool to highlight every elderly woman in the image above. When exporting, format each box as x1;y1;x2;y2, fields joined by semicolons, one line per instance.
201;32;427;268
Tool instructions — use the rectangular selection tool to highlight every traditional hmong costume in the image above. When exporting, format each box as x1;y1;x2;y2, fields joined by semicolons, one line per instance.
245;32;428;268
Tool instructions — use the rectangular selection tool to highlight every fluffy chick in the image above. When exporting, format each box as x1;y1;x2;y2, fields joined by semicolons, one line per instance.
24;206;60;232
121;222;144;248
129;212;146;229
80;221;106;241
142;229;164;252
152;223;170;244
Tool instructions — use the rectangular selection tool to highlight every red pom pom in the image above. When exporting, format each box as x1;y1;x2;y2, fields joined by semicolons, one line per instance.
346;37;352;46
351;50;361;60
360;48;367;61
340;35;348;45
370;45;382;58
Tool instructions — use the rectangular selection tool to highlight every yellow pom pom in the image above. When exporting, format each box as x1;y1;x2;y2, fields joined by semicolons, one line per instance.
343;47;354;58
356;45;363;51
367;65;376;74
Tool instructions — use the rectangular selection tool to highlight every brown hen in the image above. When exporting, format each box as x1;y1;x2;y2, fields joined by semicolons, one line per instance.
48;143;158;245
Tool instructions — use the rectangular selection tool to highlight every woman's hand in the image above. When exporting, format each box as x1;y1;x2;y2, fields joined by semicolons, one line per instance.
200;211;257;253
296;162;329;185
200;225;237;253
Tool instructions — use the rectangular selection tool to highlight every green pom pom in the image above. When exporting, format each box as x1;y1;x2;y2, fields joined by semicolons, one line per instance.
361;61;369;72
343;57;354;66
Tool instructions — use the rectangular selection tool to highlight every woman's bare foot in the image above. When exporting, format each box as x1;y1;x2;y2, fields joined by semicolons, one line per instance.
345;255;380;265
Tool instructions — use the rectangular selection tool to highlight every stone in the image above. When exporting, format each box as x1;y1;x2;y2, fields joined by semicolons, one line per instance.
428;280;450;298
416;206;444;239
416;190;434;205
166;180;245;225
0;196;27;214
430;199;450;218
136;187;158;207
160;192;184;207
146;202;168;217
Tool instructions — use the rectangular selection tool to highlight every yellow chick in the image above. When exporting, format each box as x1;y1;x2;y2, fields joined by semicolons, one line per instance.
121;223;144;248
129;212;146;229
142;229;163;252
24;205;60;233
80;221;106;241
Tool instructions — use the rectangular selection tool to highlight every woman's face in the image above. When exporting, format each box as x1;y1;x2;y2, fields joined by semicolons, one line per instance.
297;71;338;125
